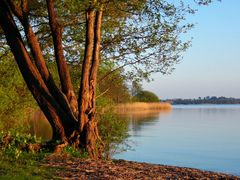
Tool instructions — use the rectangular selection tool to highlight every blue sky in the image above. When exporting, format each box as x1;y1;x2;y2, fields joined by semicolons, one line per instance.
143;0;240;99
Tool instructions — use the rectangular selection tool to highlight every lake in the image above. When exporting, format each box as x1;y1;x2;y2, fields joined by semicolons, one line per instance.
114;104;240;176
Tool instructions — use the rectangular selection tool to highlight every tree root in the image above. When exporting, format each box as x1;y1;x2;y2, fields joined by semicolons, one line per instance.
53;141;68;154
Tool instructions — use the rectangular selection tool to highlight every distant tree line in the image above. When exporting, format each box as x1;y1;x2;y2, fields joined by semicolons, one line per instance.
164;96;240;105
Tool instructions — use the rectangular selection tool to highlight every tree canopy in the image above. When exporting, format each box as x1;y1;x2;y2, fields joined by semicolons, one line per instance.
0;0;200;79
133;90;160;102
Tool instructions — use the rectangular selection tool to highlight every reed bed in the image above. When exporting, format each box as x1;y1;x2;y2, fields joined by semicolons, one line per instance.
116;102;172;115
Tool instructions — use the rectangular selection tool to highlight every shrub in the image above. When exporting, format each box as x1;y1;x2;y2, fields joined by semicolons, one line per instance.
133;90;160;102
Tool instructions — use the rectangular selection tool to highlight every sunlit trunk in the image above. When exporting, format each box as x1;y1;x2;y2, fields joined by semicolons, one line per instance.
78;6;104;158
47;0;78;116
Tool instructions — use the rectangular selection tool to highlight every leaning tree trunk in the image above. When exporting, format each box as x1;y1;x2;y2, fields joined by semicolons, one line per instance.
47;0;78;116
0;1;104;158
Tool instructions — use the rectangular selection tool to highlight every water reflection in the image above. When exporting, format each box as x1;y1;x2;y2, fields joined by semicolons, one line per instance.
28;110;52;141
118;109;171;136
115;105;240;175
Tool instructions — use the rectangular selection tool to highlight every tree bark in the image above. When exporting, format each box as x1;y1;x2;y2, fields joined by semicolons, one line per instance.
47;0;78;116
87;5;104;158
78;9;96;132
89;5;103;117
77;5;104;158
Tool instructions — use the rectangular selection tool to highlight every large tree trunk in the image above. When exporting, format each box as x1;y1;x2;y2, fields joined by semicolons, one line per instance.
77;5;104;158
78;10;95;132
87;5;104;158
0;1;103;159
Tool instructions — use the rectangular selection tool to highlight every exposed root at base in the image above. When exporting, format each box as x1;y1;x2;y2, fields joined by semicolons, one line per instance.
53;141;68;154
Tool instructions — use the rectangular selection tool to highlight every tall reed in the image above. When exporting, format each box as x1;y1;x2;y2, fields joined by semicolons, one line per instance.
116;102;172;115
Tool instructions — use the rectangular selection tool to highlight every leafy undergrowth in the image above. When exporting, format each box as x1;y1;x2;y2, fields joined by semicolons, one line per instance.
0;131;88;179
0;131;52;179
0;152;57;179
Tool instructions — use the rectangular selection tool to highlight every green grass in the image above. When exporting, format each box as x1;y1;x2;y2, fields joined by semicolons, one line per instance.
0;151;58;179
0;131;59;179
0;130;91;179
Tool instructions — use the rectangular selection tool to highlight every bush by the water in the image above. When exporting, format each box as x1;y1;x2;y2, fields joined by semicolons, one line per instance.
133;90;160;102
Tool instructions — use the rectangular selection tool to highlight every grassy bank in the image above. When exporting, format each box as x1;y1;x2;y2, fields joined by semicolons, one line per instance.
0;153;55;179
0;132;55;179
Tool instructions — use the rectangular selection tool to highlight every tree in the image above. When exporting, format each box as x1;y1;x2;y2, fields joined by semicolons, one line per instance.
131;81;143;97
0;0;215;158
133;90;160;103
0;0;102;158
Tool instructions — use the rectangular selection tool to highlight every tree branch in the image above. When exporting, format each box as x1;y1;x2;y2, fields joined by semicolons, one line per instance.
47;0;78;115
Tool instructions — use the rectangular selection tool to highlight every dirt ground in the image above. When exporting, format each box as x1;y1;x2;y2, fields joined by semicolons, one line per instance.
44;155;239;179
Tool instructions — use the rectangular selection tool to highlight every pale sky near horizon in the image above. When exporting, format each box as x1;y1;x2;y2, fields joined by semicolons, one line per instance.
143;0;240;99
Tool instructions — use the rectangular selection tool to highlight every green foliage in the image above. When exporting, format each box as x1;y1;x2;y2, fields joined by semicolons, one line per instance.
0;131;56;179
131;80;143;96
0;0;199;81
97;96;129;158
98;61;131;103
133;90;160;102
0;156;55;179
0;131;42;158
0;57;37;131
63;146;89;159
100;0;195;80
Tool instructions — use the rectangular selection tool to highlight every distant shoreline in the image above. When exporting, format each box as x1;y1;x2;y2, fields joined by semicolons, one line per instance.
171;103;240;105
164;96;240;105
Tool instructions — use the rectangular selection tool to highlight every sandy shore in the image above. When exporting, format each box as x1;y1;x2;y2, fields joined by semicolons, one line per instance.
44;156;239;179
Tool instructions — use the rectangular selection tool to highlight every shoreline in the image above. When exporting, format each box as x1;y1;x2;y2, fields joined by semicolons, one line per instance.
44;156;239;179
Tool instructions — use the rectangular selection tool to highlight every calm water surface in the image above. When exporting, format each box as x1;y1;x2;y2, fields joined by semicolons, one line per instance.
114;105;240;175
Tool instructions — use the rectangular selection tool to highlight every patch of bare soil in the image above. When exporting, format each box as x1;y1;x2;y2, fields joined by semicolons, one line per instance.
44;155;239;179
